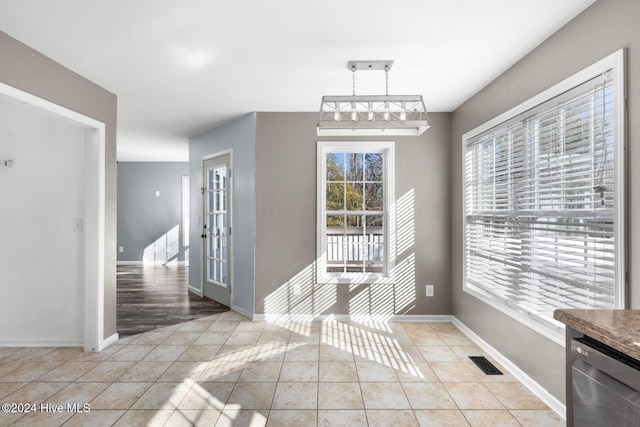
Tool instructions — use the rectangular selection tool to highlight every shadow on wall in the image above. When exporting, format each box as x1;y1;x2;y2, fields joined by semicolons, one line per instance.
264;189;416;317
142;224;184;265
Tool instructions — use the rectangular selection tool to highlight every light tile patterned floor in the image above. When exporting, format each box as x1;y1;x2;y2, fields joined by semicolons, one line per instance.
0;312;564;426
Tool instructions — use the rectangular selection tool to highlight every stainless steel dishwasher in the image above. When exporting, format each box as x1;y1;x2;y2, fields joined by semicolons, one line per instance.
572;336;640;426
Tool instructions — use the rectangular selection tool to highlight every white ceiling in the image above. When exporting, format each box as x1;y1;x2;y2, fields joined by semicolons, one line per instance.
0;0;595;161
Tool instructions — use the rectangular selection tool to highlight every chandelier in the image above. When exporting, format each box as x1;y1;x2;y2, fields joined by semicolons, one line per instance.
317;60;430;136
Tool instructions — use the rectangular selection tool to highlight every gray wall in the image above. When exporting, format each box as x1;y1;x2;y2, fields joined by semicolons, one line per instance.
451;0;640;402
117;162;189;263
0;31;118;339
254;112;451;316
189;114;256;314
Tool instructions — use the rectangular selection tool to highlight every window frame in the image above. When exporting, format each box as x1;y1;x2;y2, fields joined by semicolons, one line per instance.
317;141;395;284
461;49;626;345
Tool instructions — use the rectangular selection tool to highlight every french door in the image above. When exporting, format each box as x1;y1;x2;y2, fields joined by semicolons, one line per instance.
202;154;231;307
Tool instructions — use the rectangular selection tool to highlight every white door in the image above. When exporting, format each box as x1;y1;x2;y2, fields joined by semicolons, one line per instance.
202;154;231;307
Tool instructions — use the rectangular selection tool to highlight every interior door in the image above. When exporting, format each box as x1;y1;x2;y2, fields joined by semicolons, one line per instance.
202;154;231;307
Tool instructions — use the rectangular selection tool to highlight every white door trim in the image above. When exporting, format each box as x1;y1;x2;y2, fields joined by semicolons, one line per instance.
0;81;107;351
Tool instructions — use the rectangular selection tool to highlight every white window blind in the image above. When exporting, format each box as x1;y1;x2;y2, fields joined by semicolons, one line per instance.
463;50;625;339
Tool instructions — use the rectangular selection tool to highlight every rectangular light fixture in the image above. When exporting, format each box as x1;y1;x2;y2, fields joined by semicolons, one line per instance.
318;94;430;136
317;60;430;136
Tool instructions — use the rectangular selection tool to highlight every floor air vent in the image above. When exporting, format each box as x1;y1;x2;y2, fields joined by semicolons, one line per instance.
469;356;503;375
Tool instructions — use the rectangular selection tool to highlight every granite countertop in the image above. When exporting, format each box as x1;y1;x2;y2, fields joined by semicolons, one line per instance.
554;309;640;361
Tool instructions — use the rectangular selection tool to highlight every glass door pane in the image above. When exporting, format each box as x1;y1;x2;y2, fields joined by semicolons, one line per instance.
206;165;228;286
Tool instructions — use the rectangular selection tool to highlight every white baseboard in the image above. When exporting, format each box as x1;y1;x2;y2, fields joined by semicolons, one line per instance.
0;338;83;347
0;333;120;351
252;314;349;322
251;313;454;323
188;285;204;297
390;314;455;323
452;317;566;420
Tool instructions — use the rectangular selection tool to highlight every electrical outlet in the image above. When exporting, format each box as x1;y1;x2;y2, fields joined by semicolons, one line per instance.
426;284;435;297
119;246;124;253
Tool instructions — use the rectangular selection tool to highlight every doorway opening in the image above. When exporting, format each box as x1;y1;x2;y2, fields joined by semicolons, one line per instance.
115;162;228;336
0;81;106;351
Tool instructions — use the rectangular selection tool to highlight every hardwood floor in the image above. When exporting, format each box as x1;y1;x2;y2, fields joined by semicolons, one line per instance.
117;264;229;337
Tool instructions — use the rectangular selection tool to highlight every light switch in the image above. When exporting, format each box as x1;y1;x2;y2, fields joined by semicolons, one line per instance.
73;218;83;233
155;190;160;197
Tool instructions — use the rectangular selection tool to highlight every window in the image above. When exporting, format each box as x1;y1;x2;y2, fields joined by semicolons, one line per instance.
317;141;394;283
462;50;626;343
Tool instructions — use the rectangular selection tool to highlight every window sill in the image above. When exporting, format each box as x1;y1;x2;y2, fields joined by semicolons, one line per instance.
316;272;393;285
